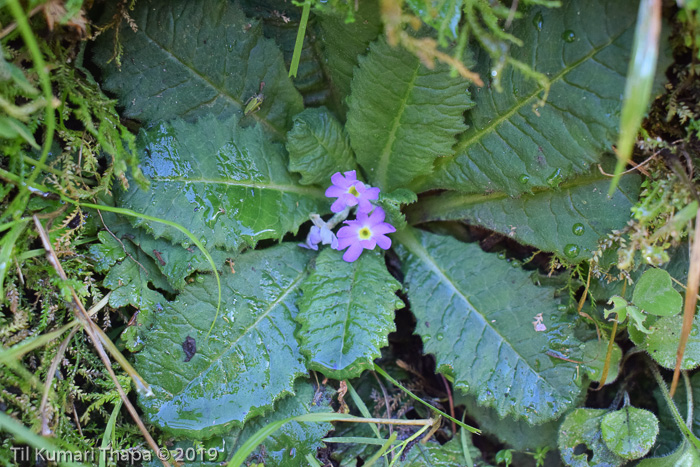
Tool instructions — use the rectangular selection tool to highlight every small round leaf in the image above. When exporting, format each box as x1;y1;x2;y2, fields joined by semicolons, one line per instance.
642;314;700;370
601;407;659;460
558;408;625;467
582;339;622;384
632;268;683;317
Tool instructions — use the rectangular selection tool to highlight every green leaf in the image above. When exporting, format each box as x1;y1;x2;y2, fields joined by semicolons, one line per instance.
224;380;334;467
605;295;652;335
652;372;700;458
142;381;334;467
394;228;583;424
296;249;403;380
454;391;561;451
378;188;418;232
0;116;39;148
637;441;700;467
601;406;659;460
89;230;128;271
632;268;683;317
0;53;39;96
558;408;625;467
398;438;484;467
317;0;382;116
133;243;312;438
605;296;630;324
406;0;463;44
118;115;327;251
287;107;356;185
629;309;653;335
94;211;235;291
640;314;700;370
93;0;302;139
120;223;235;291
89;230;173;351
408;168;640;262
416;0;654;196
98;235;175;307
581;339;622;384
238;1;330;108
346;38;474;192
328;421;380;466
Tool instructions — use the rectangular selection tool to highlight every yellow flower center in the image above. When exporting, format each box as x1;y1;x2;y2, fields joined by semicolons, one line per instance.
348;185;360;197
358;227;372;240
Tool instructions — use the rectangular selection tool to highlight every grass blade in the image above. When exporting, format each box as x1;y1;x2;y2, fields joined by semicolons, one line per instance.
609;0;662;194
289;0;311;78
323;436;401;445
347;380;382;438
0;412;88;467
364;432;398;467
227;413;357;467
374;364;480;434
100;400;123;467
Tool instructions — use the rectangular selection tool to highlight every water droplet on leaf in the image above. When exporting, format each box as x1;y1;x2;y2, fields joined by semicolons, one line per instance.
532;12;544;31
564;244;580;258
518;174;530;184
561;30;576;42
572;223;585;236
436;333;444;341
547;168;563;187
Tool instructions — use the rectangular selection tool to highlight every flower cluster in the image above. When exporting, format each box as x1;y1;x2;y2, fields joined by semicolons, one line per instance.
300;170;396;262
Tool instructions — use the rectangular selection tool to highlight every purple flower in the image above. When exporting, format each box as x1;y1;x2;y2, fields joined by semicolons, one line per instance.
336;206;396;262
299;216;338;250
325;170;380;214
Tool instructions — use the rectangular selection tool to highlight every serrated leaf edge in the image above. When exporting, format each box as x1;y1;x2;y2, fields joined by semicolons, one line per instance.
396;229;572;406
429;18;636;182
137;18;288;139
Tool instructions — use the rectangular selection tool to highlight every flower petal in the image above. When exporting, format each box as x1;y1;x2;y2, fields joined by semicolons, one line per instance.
343;170;357;181
319;227;338;247
331;198;348;213
325;185;346;197
344;194;359;207
331;172;350;188
353;210;371;225
375;234;392;250
337;225;358;238
372;223;396;235
364;187;380;200
356;198;374;215
342;243;364;262
360;238;376;249
308;226;322;244
368;206;386;224
337;237;354;250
